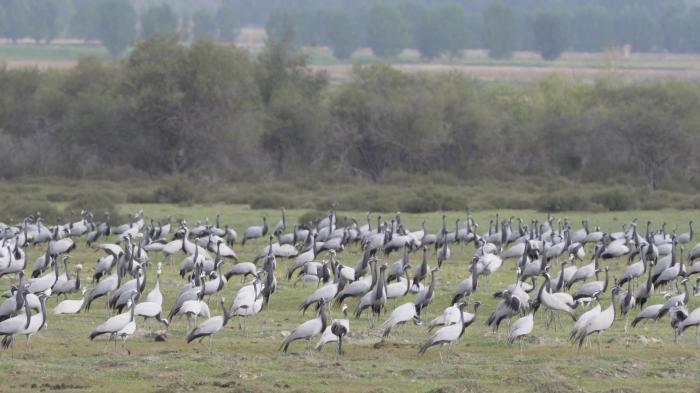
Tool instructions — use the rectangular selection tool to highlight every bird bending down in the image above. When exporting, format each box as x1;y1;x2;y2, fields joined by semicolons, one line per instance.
418;302;468;358
186;297;231;355
316;304;350;355
281;299;329;353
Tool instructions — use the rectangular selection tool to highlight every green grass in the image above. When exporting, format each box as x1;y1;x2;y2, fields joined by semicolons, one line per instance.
0;43;108;61
1;204;699;392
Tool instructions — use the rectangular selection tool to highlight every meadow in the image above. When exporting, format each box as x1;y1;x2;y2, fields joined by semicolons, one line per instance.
0;203;698;393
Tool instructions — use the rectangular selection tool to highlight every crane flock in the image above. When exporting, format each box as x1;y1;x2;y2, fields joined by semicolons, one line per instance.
0;208;699;361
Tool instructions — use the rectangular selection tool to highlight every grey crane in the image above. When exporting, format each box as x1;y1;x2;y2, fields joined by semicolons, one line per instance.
89;292;137;349
418;302;468;358
242;217;268;246
186;297;231;354
618;280;636;332
316;304;350;355
538;272;577;324
54;287;87;315
85;263;122;311
382;302;421;337
573;266;609;301
675;306;700;345
0;290;31;357
452;261;478;304
573;288;618;353
281;299;330;353
300;264;341;314
354;263;388;321
335;257;376;306
145;263;163;306
677;221;693;244
507;309;535;355
413;247;429;287
430;301;481;331
0;271;26;321
414;267;439;317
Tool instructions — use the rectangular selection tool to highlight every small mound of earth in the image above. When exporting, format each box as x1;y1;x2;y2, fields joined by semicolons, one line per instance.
608;335;662;345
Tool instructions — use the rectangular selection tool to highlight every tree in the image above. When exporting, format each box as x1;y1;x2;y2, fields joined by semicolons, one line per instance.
216;2;239;42
366;5;409;58
27;0;59;43
0;7;5;37
2;0;29;42
608;87;692;190
438;4;470;58
325;11;358;60
414;9;442;59
482;3;516;59
265;10;297;43
192;11;217;40
688;7;700;53
69;0;100;42
659;7;691;53
570;6;613;52
141;4;178;38
256;36;327;177
96;0;137;57
533;13;566;60
415;4;470;59
616;5;656;52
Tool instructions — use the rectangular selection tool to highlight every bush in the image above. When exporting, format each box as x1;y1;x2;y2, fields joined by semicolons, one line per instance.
534;190;591;212
592;188;637;211
46;192;72;202
249;194;294;209
64;191;119;218
152;177;197;204
0;199;62;224
297;210;325;225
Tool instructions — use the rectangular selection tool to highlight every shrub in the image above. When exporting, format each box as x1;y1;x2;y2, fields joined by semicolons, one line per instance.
592;188;637;211
152;177;197;204
0;199;62;224
64;191;119;218
297;210;325;225
534;190;590;212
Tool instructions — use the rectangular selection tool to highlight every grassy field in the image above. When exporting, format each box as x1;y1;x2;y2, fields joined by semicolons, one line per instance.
1;204;699;392
6;37;700;82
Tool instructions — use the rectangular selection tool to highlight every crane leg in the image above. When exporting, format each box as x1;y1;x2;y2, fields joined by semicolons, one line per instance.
208;336;213;356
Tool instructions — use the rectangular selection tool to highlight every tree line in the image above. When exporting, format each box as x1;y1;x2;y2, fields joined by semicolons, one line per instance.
2;1;700;60
0;35;699;193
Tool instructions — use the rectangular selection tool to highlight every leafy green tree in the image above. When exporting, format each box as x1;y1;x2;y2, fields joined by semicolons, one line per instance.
416;4;470;59
266;10;297;43
533;13;566;60
482;3;516;59
688;7;700;53
570;6;613;52
414;9;442;59
1;0;29;42
616;5;656;52
438;4;470;58
325;11;358;60
69;0;100;41
256;36;327;177
607;86;692;190
659;7;691;52
192;11;217;40
366;5;409;58
141;4;178;38
97;0;137;57
216;2;239;42
27;0;59;43
0;7;5;37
